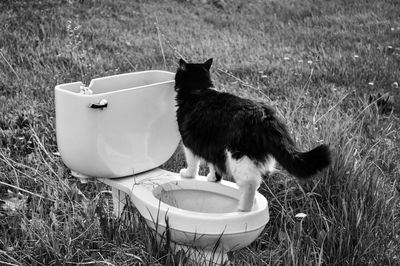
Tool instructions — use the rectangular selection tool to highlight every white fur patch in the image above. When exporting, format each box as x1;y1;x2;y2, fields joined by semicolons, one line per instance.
225;151;262;186
207;163;218;182
225;150;275;211
259;155;276;174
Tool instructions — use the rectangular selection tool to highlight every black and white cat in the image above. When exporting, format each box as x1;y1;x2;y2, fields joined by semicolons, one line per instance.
175;58;331;211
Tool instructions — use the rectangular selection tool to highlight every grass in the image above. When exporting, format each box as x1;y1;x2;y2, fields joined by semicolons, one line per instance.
1;0;399;265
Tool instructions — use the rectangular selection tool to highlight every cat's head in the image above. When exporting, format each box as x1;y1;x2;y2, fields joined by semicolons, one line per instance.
175;58;213;92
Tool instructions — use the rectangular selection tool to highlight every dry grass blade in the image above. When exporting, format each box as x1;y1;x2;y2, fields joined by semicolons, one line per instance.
0;49;20;80
0;180;54;202
155;15;167;69
0;249;22;266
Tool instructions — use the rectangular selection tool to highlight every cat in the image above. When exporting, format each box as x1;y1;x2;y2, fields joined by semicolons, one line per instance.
175;58;331;212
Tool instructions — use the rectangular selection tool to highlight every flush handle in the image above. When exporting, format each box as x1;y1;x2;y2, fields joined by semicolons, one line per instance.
89;99;108;109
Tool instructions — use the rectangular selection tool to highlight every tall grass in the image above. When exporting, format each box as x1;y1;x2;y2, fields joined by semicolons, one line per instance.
1;0;399;265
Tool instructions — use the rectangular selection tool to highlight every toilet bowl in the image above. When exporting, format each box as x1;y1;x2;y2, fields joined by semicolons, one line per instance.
101;168;269;264
55;71;270;264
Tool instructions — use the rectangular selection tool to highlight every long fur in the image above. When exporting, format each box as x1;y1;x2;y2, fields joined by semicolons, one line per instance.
175;58;331;210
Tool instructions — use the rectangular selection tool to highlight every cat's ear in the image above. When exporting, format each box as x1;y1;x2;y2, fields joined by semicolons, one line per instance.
204;58;213;70
179;58;187;71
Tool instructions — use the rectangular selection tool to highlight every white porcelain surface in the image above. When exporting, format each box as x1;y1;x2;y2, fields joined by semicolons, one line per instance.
55;71;180;178
101;168;270;251
155;184;239;213
55;71;270;264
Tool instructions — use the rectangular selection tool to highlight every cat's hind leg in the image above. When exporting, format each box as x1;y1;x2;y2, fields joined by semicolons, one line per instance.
180;145;200;178
226;151;262;212
237;181;257;212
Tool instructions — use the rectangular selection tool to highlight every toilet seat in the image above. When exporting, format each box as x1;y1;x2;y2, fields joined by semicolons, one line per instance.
100;168;269;236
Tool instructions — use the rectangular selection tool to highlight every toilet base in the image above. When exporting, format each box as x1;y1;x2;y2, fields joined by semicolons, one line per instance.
97;169;268;265
111;187;129;217
171;242;229;266
71;170;90;184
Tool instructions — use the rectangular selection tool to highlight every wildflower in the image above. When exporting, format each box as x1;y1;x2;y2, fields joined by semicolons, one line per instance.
392;82;398;89
283;56;290;61
295;213;307;219
368;82;374;86
307;60;313;64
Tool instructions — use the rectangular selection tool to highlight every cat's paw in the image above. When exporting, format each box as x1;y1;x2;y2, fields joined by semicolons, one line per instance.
180;168;195;179
237;200;254;212
207;173;218;182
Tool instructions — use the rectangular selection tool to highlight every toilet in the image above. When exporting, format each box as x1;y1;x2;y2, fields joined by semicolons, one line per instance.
55;71;270;264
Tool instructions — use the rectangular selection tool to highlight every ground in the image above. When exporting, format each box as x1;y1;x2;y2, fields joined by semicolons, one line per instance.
0;0;399;265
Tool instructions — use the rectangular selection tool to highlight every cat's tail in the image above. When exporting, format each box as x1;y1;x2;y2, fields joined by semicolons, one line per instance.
271;138;331;179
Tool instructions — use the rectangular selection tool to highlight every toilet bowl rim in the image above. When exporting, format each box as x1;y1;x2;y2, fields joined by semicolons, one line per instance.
129;176;269;234
101;169;270;234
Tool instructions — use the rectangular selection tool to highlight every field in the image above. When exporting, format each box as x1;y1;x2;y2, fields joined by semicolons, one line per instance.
1;0;400;265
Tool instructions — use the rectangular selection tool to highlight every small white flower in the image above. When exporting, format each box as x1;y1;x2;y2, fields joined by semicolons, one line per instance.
298;59;303;63
392;82;399;88
307;60;313;64
284;56;290;61
353;55;359;58
391;27;395;31
368;82;374;86
295;213;307;219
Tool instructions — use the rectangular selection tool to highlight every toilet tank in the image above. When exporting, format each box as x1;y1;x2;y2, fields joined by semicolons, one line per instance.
55;71;180;178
